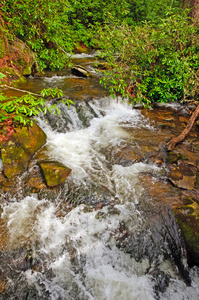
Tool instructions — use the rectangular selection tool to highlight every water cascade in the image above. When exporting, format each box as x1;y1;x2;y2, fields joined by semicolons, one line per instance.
0;54;199;300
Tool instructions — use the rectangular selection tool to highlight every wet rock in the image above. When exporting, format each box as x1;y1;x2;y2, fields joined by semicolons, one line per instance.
45;102;73;133
104;142;142;167
146;149;166;166
39;161;72;187
35;145;50;162
110;146;140;166
175;198;199;265
71;65;91;78
169;144;199;167
150;269;170;295
0;28;37;77
168;163;197;190
28;177;46;190
1;122;46;179
166;151;182;164
76;101;95;127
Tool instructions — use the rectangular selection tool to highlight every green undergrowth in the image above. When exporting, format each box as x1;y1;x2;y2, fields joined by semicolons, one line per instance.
96;11;199;107
0;0;182;71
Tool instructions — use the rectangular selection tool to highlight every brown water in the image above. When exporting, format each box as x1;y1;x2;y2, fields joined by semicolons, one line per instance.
6;55;108;100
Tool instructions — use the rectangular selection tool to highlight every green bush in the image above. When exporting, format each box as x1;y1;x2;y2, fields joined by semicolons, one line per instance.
96;11;199;106
1;0;182;71
126;0;181;25
0;88;74;126
1;0;74;70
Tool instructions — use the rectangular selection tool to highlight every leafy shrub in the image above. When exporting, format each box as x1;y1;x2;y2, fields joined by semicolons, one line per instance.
0;88;74;127
126;0;181;25
96;11;199;106
1;0;74;70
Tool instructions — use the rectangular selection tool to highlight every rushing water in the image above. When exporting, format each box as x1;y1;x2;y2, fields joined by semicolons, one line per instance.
1;54;199;299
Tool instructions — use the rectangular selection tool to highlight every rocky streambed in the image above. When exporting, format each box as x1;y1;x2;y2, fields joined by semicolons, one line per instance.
0;56;199;299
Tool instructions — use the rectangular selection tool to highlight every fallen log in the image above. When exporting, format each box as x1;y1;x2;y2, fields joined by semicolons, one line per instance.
167;103;199;151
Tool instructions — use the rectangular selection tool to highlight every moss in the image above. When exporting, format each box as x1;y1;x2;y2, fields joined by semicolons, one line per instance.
39;161;72;187
12;76;27;86
180;154;188;160
195;171;199;188
175;207;199;265
178;220;199;250
166;152;188;164
166;151;181;163
1;122;46;178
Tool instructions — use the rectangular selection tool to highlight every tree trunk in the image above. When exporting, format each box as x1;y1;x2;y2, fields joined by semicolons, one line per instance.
183;0;199;23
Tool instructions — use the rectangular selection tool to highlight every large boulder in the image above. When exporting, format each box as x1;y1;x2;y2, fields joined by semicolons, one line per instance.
71;65;91;78
1;122;46;178
39;161;72;187
0;25;37;77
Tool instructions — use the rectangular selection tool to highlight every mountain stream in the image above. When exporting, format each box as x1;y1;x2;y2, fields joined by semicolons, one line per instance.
0;54;199;300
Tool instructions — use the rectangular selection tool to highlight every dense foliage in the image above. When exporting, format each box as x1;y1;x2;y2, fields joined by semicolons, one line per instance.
97;11;199;106
1;0;74;69
0;0;182;70
0;0;198;107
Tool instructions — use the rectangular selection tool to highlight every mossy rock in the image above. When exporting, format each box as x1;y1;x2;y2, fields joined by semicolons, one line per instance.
0;24;37;77
175;198;199;265
39;161;72;187
1;122;46;178
166;151;181;163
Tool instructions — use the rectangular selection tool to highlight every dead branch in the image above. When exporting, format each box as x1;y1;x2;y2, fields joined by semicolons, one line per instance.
167;103;199;150
1;84;40;96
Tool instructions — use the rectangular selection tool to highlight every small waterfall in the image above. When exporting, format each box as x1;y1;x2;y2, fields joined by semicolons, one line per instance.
1;95;199;299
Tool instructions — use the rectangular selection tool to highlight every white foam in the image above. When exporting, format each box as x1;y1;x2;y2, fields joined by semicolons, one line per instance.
71;53;95;58
43;75;75;82
112;163;160;203
2;194;199;299
38;98;156;190
4;196;155;299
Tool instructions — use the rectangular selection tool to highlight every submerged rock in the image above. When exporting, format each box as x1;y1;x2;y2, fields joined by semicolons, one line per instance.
39;161;72;187
71;65;91;78
168;163;197;190
109;145;140;166
1;122;46;179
